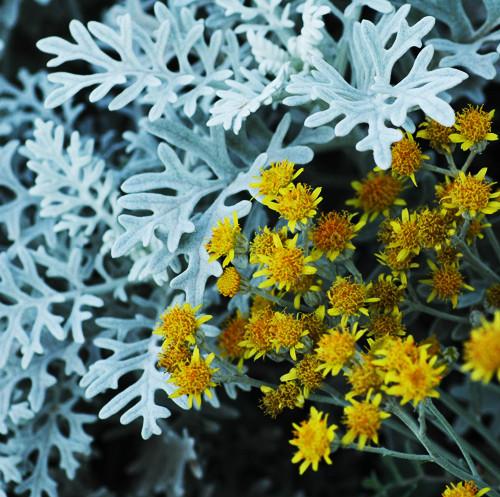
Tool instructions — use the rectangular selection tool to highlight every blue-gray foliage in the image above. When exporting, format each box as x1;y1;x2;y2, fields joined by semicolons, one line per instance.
0;0;496;496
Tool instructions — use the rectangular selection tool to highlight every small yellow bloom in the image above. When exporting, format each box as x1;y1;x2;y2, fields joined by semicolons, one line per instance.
341;391;390;449
372;335;420;373
153;303;211;345
253;234;317;292
157;342;191;374
268;183;322;232
345;355;384;397
421;260;473;308
375;248;419;285
391;132;429;185
442;168;500;217
462;312;500;383
367;311;406;338
384;347;445;406
216;266;242;297
300;310;328;343
168;346;218;409
290;273;322;310
326;276;378;324
417;117;453;153
290;407;337;474
310;210;364;261
269;311;308;360
367;274;405;314
347;170;405;221
449;105;498;151
218;312;247;363
281;355;323;398
260;382;303;418
386;208;421;262
205;212;242;266
442;480;490;497
250;159;303;203
249;226;287;265
316;323;365;376
417;208;454;250
240;306;275;360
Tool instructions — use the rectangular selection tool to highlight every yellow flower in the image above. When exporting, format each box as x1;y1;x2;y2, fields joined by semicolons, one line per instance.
367;274;405;314
462;312;500;383
345;355;384;396
290;407;337;474
347;170;405;221
253;234;317;292
384;347;445;406
218;312;247;363
316;323;365;376
386;208;421;262
216;266;242;297
367;312;406;338
281;355;323;398
326;276;378;324
310;210;364;261
417;117;453;153
260;382;303;418
375;248;419;285
157;342;191;374
417;208;454;250
205;212;242;266
250;159;303;203
391;132;429;185
300;310;328;343
449;105;498;151
249;226;287;265
372;335;420;373
240;306;275;360
441;168;500;217
465;215;490;244
153;303;211;345
442;480;490;497
436;246;463;266
168;346;218;409
269;311;308;360
290;273;322;310
341;391;391;449
421;260;473;308
486;283;500;309
268;183;322;232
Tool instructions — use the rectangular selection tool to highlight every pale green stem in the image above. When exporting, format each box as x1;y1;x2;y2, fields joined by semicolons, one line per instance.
422;163;454;177
458;239;500;282
445;152;459;174
405;301;468;323
343;444;433;462
485;227;500;265
462;150;477;173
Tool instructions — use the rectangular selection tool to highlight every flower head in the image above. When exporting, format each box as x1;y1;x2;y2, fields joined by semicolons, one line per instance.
216;266;242;297
260;382;303;418
169;346;218;409
253;234;317;292
240;306;275;360
205;212;242;266
270;311;308;360
386;209;421;261
269;183;322;232
290;407;337;474
376;248;419;285
153;303;211;345
346;355;384;396
367;312;406;338
421;260;473;308
449;105;498;151
462;312;500;383
347;170;405;221
341;391;390;449
372;335;420;373
250;159;303;203
158;342;191;374
417;117;453;153
417;208;454;250
442;480;490;497
367;274;405;314
316;323;365;376
310;210;364;261
249;226;287;265
281;355;323;398
300;310;328;343
218;313;247;363
391;132;429;185
442;168;500;217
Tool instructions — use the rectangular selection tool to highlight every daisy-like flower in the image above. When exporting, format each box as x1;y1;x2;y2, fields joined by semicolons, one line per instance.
326;276;378;325
268;183;322;232
449;105;498;151
384;347;446;406
316;323;365;376
218;312;247;364
371;335;420;373
269;311;309;360
300;310;328;343
260;382;304;418
168;346;218;409
153;303;212;345
341;390;391;449
367;312;406;338
310;210;364;261
253;234;317;292
216;266;242;297
281;355;323;398
347;170;405;221
417;208;454;250
205;212;243;266
390;132;429;186
367;274;405;314
465;215;490;244
441;480;490;497
462;312;500;383
249;226;287;265
441;168;500;217
417;117;453;153
250;159;303;203
157;342;191;374
240;306;275;360
421;260;473;308
376;248;419;285
386;208;421;262
290;407;337;474
345;354;384;397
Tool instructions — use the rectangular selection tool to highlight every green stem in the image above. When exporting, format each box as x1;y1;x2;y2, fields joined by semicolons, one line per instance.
485;227;500;265
405;302;468;323
462;150;477;173
343;444;433;462
445;152;459;174
457;240;500;282
422;163;454;177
